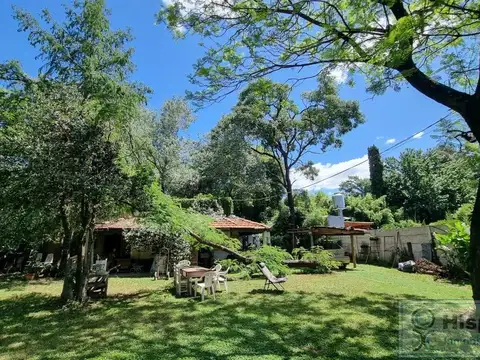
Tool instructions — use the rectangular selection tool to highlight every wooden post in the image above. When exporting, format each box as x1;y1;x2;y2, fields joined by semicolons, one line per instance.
350;235;357;268
309;231;314;249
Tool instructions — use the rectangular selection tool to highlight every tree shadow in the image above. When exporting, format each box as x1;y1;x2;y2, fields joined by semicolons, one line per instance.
0;285;435;360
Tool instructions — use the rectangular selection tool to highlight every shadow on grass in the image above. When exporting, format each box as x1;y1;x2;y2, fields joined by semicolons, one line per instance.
0;286;432;360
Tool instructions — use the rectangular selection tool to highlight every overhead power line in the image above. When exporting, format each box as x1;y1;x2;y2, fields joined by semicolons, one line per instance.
229;115;448;203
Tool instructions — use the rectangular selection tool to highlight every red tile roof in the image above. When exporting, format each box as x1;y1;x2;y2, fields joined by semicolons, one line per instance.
95;217;140;231
95;216;271;232
211;216;271;231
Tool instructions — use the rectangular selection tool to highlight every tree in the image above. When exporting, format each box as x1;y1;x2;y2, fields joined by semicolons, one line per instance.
194;115;283;221
339;176;371;197
0;85;136;300
344;194;394;228
158;0;480;307
227;77;363;236
368;145;384;198
383;147;476;223
122;99;195;194
0;0;147;301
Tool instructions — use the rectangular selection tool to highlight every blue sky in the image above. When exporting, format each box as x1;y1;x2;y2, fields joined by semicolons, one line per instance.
0;0;451;190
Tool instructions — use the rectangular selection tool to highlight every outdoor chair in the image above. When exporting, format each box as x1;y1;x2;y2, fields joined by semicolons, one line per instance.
92;259;108;273
43;253;54;266
259;262;287;291
174;264;189;296
177;260;191;267
216;267;229;293
152;254;168;280
194;271;216;301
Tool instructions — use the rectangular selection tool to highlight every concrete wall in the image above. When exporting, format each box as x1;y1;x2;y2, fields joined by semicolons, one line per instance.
335;225;448;264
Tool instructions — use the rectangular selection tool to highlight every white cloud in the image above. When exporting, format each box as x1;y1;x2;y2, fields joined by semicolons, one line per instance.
413;131;424;139
376;136;384;140
292;155;370;191
385;138;396;144
330;67;348;84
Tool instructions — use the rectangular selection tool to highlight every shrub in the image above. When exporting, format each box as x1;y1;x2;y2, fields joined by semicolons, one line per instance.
292;246;340;274
435;221;470;279
216;258;245;273
245;245;292;276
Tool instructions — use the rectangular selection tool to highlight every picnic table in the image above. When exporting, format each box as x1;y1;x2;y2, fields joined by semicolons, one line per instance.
181;266;210;295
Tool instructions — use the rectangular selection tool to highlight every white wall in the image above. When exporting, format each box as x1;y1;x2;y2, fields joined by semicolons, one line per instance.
336;225;448;264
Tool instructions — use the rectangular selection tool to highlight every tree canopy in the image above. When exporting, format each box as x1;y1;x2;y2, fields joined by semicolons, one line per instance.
222;76;363;232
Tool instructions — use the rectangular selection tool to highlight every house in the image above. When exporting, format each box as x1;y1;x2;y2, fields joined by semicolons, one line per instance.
205;216;271;266
93;215;271;270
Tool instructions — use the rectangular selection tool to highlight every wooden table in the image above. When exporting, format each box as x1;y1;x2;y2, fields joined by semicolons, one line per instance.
181;266;210;295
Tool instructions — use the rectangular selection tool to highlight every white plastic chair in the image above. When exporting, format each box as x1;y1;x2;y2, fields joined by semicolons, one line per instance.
92;259;107;273
177;260;191;267
43;253;54;265
216;267;229;293
194;271;216;301
174;264;189;296
35;253;43;263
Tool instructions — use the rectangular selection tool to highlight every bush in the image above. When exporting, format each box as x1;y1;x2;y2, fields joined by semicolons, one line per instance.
215;258;251;280
218;246;293;278
245;245;292;277
292;246;340;273
435;220;470;279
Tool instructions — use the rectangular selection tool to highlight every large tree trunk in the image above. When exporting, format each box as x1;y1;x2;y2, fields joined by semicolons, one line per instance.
470;180;480;315
58;200;72;275
59;232;71;276
463;108;480;315
284;168;297;252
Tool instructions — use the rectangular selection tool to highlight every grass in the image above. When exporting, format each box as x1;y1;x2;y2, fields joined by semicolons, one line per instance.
0;265;472;360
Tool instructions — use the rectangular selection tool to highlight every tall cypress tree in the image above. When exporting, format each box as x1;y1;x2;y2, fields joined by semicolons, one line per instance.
368;145;384;198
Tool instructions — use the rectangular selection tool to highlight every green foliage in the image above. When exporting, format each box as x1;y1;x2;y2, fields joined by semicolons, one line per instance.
178;193;224;216
368;146;384;198
0;0;149;301
219;197;234;217
211;246;293;278
384;147;476;223
450;203;474;224
194;115;282;221
158;0;480;112
292;246;340;274
120;99;196;195
143;183;241;251
344;194;394;228
339;176;371;197
226;77;363;227
382;220;422;230
215;258;245;274
435;221;470;279
245;245;292;277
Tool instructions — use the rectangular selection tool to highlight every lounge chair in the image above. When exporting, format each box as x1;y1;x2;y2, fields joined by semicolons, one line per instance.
259;262;287;291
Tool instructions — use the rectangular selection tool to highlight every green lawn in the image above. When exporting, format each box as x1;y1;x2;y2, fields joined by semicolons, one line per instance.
0;265;472;360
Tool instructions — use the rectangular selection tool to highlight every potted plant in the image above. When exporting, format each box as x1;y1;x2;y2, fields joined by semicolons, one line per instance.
24;263;38;281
